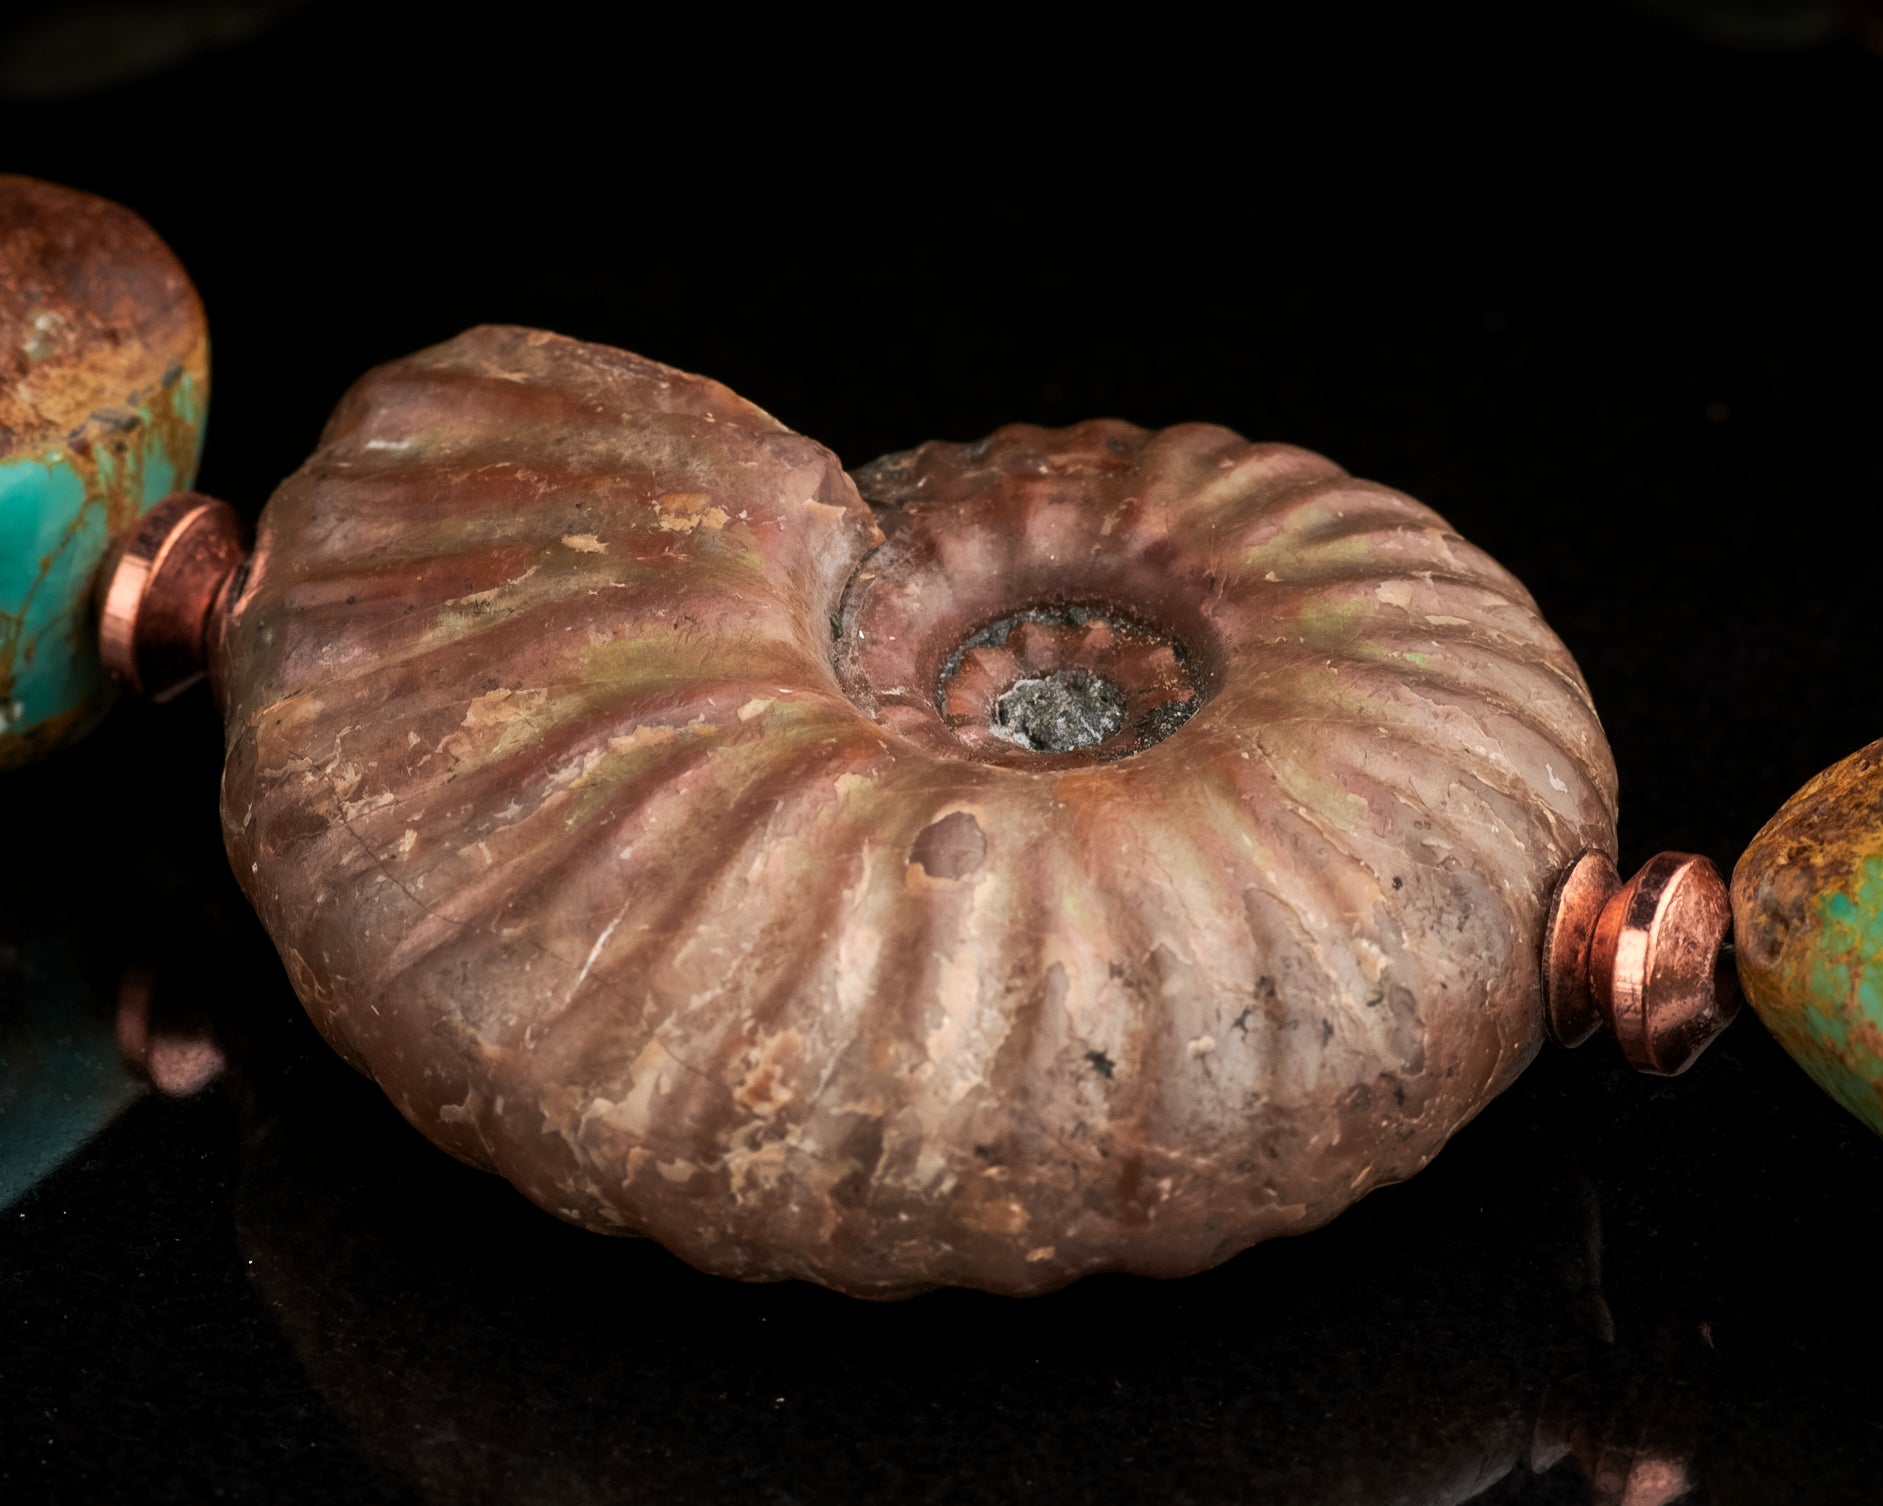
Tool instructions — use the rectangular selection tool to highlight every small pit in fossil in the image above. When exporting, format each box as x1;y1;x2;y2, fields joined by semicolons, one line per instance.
991;671;1126;752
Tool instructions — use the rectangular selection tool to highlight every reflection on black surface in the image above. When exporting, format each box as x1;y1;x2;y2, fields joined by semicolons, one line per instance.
0;706;230;1211
223;992;1616;1506
0;720;216;1213
214;1000;1883;1506
0;0;314;103
0;925;143;1209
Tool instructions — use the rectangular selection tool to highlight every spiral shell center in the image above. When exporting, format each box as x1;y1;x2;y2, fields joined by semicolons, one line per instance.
934;604;1198;758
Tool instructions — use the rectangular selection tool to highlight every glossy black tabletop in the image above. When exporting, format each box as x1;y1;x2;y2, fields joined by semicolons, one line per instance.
4;5;1883;1502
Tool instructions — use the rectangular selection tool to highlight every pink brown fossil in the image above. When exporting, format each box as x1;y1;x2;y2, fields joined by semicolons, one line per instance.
216;325;1616;1296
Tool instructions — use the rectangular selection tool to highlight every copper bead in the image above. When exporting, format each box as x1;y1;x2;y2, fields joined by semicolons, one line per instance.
97;491;248;703
1544;849;1738;1075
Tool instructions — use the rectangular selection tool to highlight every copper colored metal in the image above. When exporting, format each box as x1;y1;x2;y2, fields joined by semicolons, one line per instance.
1591;852;1738;1076
1549;848;1738;1075
1543;849;1622;1047
97;491;248;702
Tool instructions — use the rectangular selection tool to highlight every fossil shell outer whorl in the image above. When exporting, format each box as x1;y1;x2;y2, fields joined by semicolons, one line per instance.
216;326;1617;1297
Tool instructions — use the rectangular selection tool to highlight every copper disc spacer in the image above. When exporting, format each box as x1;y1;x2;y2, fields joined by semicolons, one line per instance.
1543;849;1623;1047
1543;848;1739;1075
97;492;248;701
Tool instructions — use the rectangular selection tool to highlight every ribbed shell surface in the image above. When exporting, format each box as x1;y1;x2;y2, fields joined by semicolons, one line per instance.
218;326;1617;1296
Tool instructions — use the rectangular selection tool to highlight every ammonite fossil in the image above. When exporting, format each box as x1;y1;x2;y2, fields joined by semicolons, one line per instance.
214;325;1616;1296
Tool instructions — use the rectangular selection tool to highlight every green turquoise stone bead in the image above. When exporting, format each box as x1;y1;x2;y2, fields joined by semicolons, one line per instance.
0;175;209;769
1733;738;1883;1136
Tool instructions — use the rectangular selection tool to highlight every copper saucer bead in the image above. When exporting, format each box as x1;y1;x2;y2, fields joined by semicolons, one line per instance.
204;326;1617;1297
1544;850;1738;1075
96;491;249;703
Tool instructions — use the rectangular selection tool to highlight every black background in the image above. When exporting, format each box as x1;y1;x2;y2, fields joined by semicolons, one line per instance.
3;3;1883;1502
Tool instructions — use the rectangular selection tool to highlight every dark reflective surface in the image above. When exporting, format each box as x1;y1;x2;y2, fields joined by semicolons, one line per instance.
5;4;1883;1501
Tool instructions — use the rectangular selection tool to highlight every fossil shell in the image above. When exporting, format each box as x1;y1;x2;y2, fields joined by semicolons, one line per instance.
217;325;1617;1296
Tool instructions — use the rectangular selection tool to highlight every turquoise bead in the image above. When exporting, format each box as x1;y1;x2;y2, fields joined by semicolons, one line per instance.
1734;739;1883;1137
0;175;210;768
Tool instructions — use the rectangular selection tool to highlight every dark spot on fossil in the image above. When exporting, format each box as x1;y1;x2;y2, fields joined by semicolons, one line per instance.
1144;695;1199;743
1321;1019;1334;1044
1231;1007;1253;1034
1115;1154;1147;1211
909;810;986;880
827;1116;887;1209
1392;875;1404;890
1086;1050;1116;1079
